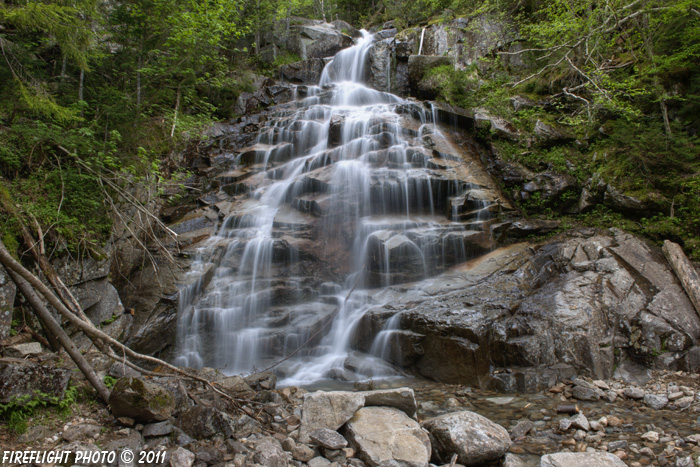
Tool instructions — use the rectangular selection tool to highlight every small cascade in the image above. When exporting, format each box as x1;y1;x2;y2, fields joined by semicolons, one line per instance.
418;27;426;56
174;30;502;386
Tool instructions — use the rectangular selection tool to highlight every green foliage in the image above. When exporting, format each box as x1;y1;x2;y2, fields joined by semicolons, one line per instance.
103;375;118;389
0;386;79;434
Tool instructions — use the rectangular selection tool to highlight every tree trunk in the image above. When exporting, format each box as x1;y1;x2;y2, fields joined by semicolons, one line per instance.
660;98;672;137
663;240;700;317
170;84;181;139
79;69;85;118
136;55;142;109
5;265;111;404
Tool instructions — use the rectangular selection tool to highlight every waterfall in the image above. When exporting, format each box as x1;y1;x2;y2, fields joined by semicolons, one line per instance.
174;30;496;386
418;27;426;56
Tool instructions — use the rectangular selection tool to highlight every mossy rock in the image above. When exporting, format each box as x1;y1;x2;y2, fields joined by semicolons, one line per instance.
109;377;175;423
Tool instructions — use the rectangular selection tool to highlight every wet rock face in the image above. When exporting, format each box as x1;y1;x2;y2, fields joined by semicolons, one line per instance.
359;228;700;389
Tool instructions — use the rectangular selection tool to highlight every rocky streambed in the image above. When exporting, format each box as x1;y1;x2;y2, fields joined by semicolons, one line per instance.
2;357;700;467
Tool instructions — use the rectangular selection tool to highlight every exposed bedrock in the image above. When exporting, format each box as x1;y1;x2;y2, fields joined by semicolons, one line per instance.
351;228;700;390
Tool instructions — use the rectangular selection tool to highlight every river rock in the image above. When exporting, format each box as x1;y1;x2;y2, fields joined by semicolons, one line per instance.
170;447;195;467
345;406;431;467
571;384;601;401
292;444;315;462
570;413;590;431
541;451;627;466
623;387;645;399
0;360;71;404
299;391;365;443
644;393;669;410
176;406;237;439
254;438;288;467
109;377;175;423
309;428;348;449
421;410;511;466
362;387;417;418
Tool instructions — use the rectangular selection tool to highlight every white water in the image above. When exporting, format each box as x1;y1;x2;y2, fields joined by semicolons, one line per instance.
418;27;426;56
174;31;494;385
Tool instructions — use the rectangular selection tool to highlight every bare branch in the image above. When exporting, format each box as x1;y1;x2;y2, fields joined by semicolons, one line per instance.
508;52;570;87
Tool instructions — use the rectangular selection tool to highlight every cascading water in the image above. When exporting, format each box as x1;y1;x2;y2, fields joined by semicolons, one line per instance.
174;31;499;385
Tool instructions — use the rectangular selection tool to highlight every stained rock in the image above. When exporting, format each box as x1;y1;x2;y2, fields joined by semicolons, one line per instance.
299;391;365;443
345;406;431;467
421;410;511;466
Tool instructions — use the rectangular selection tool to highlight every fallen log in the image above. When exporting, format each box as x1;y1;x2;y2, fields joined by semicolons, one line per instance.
663;240;700;316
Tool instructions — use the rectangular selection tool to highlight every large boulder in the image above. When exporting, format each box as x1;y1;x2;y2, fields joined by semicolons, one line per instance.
0;360;71;404
344;406;431;467
421;411;511;466
299;391;365;443
108;377;175;423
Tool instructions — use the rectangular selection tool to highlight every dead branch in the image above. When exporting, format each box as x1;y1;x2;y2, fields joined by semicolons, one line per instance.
5;265;111;404
0;239;251;412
